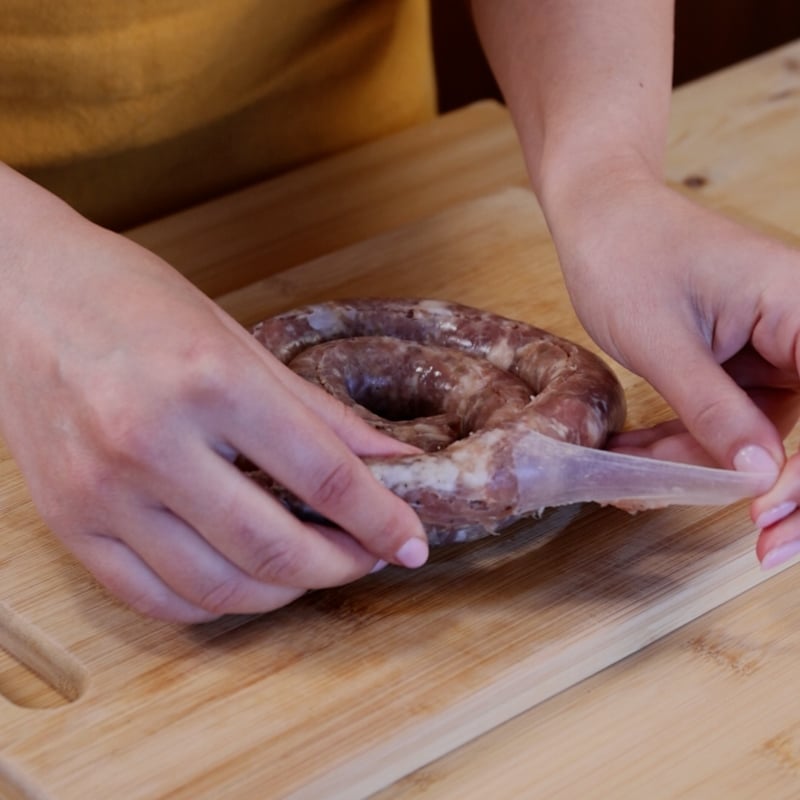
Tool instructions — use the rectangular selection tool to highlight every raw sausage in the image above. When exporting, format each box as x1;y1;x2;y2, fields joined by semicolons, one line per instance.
248;298;626;544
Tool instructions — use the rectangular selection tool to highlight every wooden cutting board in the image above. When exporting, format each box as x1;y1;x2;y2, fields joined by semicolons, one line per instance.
0;187;791;800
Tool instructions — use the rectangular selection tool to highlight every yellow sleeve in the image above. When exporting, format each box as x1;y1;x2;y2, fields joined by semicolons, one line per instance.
0;0;437;229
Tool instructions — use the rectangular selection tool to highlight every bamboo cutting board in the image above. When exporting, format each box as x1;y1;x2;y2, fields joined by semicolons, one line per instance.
0;186;791;800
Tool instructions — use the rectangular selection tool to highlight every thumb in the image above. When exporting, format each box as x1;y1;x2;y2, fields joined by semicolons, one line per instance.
643;334;784;478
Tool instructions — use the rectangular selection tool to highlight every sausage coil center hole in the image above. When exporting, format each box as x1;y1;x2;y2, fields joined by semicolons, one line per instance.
288;337;536;452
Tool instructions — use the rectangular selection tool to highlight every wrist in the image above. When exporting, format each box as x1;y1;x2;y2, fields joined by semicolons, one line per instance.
536;143;663;232
530;144;681;322
0;164;110;310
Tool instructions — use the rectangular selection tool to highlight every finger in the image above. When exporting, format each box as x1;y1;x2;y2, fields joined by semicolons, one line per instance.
639;330;784;477
189;327;428;565
722;346;800;438
228;381;429;569
118;504;308;615
608;419;686;450
70;533;220;623
722;344;799;391
755;505;800;570
607;419;716;465
610;431;718;467
607;387;800;467
156;442;395;587
752;451;800;567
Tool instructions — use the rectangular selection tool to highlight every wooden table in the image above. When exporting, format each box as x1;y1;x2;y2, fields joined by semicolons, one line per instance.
2;38;800;800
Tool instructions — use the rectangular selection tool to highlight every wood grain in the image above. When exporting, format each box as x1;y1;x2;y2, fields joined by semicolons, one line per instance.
1;35;800;800
666;39;800;237
375;562;800;800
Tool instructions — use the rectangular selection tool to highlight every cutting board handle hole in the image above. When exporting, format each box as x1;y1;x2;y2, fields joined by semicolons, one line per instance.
0;602;88;709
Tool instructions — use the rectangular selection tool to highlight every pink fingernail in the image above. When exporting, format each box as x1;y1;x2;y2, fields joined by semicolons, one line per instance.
756;501;797;529
369;559;388;574
761;539;800;570
733;444;779;477
395;538;428;569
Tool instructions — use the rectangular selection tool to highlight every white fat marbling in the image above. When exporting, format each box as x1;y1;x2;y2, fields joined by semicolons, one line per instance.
307;305;347;334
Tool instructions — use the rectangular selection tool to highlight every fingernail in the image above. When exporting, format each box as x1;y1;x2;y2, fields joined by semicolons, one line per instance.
756;500;797;529
369;559;388;574
761;539;800;570
733;444;779;477
395;538;428;569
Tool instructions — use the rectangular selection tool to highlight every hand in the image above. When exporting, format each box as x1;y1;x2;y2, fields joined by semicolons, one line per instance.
0;168;428;622
542;168;800;566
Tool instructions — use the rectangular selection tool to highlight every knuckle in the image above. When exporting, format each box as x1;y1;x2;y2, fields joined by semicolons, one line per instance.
70;458;117;502
308;460;357;512
176;336;236;408
89;389;163;467
33;486;77;533
87;337;239;468
689;395;736;445
35;468;113;535
197;576;248;616
248;537;305;585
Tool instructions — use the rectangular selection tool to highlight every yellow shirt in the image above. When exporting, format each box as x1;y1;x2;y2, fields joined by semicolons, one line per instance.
0;0;436;229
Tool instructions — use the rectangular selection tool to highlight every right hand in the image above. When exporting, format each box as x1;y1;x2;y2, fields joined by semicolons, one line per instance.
541;167;800;568
0;166;428;622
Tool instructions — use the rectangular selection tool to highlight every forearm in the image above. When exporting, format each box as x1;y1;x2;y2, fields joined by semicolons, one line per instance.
471;0;675;211
0;163;108;317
